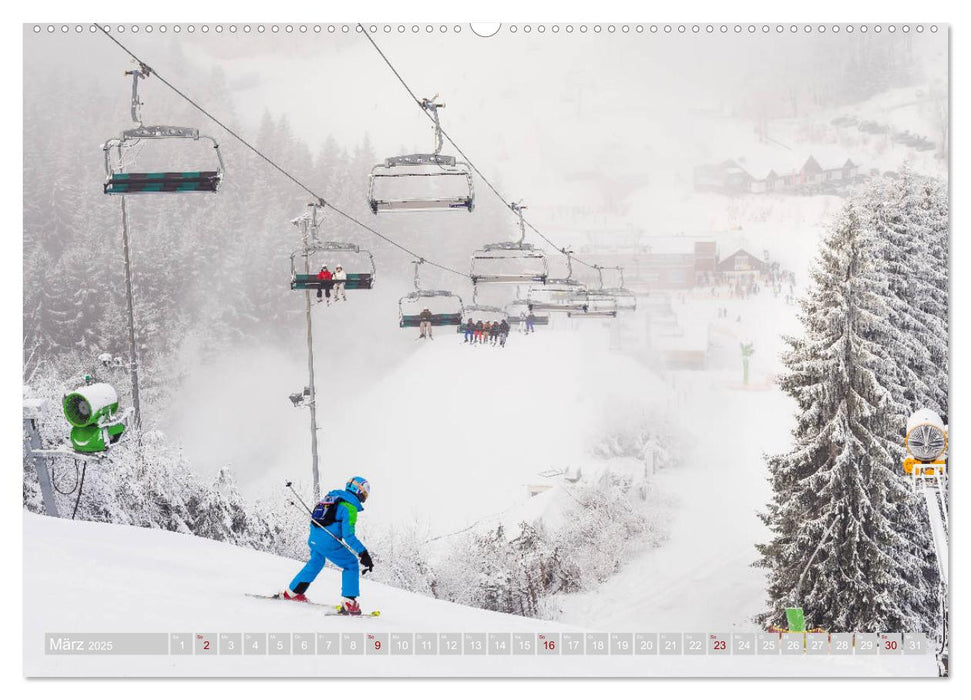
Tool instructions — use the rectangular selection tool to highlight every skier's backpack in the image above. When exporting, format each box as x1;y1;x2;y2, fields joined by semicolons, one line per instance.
312;494;344;527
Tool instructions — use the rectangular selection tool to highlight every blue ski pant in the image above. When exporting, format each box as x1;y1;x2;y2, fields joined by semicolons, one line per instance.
289;528;360;598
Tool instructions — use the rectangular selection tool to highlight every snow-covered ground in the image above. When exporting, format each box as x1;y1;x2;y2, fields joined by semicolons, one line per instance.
554;372;791;631
23;513;938;677
248;322;673;536
20;290;941;679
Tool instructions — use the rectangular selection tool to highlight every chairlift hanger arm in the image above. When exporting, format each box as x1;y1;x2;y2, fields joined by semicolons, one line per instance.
125;63;152;125
420;96;445;156
511;200;528;245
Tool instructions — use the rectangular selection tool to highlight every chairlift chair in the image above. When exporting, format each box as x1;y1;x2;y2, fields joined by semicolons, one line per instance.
456;288;508;333
567;267;619;318
567;291;619;318
399;260;465;328
526;249;588;313
103;66;224;194
505;290;550;327
368;97;474;214
291;241;376;292
470;202;548;284
596;266;637;312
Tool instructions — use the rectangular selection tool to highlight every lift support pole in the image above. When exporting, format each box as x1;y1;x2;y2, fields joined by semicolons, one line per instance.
120;196;142;431
297;205;322;502
23;399;59;517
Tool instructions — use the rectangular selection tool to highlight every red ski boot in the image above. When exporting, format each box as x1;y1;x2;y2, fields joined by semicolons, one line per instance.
282;589;309;603
338;598;362;616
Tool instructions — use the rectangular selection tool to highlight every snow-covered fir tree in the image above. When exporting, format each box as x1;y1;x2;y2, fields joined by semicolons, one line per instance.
856;170;949;418
757;203;941;635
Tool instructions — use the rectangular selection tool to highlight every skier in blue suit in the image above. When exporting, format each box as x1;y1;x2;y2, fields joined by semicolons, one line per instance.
283;476;374;615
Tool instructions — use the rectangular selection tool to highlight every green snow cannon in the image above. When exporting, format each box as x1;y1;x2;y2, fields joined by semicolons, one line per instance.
62;383;126;453
785;607;806;633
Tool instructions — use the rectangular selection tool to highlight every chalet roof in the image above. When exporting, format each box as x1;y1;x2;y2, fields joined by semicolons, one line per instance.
724;146;858;180
717;248;768;272
734;147;805;180
804;145;857;171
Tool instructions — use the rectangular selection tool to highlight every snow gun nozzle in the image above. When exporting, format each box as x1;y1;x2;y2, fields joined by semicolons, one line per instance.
285;481;293;488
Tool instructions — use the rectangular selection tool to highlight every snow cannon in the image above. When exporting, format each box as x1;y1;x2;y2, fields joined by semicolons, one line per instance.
785;607;806;632
62;383;127;453
904;408;947;477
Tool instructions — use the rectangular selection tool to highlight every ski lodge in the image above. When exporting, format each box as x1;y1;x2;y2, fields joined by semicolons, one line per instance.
693;150;860;195
716;249;769;278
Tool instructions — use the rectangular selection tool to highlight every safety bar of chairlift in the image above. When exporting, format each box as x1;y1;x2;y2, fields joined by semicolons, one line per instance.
290;244;377;278
382;153;458;168
461;305;507;317
403;289;465;301
476;243;545;254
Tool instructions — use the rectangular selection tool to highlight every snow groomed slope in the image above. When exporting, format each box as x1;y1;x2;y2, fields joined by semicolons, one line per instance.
24;514;936;677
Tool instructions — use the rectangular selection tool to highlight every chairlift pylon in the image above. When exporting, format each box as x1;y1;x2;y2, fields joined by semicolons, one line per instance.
470;202;548;284
103;65;224;194
368;97;474;214
399;260;465;328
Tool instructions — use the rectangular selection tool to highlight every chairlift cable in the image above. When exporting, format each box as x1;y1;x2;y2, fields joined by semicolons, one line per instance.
94;24;469;281
358;25;601;271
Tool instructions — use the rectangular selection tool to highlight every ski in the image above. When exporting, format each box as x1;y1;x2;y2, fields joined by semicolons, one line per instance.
245;592;333;609
324;606;381;618
245;593;380;616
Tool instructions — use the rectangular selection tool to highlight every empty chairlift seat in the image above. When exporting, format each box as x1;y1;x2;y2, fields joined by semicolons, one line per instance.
470;201;548;283
103;125;225;195
594;265;637;312
526;281;589;313
369;157;474;213
606;288;638;312
470;243;548;284
367;97;474;214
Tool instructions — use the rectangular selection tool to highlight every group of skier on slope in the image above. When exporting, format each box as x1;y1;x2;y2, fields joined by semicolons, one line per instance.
314;264;348;306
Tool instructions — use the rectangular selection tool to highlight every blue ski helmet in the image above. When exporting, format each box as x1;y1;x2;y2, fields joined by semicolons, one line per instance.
346;476;370;502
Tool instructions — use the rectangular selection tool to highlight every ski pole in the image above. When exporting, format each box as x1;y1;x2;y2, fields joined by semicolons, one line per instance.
285;481;369;575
